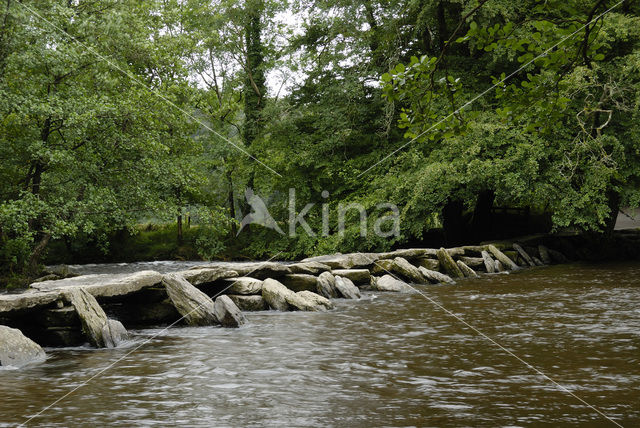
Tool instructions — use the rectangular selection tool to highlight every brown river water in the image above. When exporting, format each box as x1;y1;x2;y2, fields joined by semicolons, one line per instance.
1;262;639;427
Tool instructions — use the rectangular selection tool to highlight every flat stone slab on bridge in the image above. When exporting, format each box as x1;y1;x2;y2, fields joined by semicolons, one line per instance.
1;271;163;315
0;290;64;314
188;261;291;279
29;270;163;298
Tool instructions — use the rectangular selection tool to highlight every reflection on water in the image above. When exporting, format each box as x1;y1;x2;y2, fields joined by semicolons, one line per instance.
1;262;639;426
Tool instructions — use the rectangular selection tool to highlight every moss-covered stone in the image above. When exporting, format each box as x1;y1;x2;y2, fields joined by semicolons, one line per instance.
487;245;519;270
456;260;478;278
436;248;464;278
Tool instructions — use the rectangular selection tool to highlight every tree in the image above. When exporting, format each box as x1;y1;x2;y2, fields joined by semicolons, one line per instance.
0;0;198;277
180;0;290;244
243;0;267;150
381;0;640;239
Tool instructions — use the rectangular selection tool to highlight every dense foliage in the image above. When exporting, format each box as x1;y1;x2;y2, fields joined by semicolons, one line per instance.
1;0;638;283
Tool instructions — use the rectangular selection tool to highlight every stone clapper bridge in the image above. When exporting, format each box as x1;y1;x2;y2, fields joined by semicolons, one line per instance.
0;241;569;366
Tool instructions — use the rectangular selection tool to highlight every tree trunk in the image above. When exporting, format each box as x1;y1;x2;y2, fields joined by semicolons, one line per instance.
436;0;448;49
362;0;384;69
31;116;50;196
227;169;237;237
28;233;51;277
31;162;44;196
0;0;13;78
177;214;183;245
243;0;266;148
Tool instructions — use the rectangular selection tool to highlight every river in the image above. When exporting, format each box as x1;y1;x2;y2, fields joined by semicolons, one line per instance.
1;262;639;427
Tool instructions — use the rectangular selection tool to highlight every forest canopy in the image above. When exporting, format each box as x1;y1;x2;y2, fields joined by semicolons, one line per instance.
1;0;639;282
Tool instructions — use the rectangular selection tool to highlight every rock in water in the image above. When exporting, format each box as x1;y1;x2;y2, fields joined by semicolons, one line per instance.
189;262;292;279
458;257;484;268
227;295;268;311
418;267;456;284
371;259;395;275
416;257;440;271
288;262;331;275
285;292;322;311
262;278;292;311
377;248;428;260
213;295;247;327
0;326;46;368
262;280;330;312
162;273;218;326
281;274;318;292
101;319;129;348
548;248;569;263
513;243;536;267
487;245;519;271
330;269;371;285
481;251;496;273
181;267;238;286
375;275;413;292
301;253;377;269
392;257;426;283
223;277;263;295
538;245;552;264
296;291;334;311
436;248;465;278
316;272;338;298
456;260;478;277
370;276;378;288
65;287;113;347
334;276;361;299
